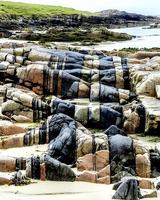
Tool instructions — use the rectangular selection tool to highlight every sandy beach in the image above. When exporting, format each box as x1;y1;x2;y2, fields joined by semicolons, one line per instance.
0;180;159;200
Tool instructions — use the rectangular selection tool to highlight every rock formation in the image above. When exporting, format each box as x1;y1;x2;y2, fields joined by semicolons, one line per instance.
0;42;160;198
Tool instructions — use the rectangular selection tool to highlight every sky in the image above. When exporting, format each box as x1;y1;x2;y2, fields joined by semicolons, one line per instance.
4;0;160;16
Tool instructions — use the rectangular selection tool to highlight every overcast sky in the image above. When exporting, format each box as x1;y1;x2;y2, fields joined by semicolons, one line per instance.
5;0;160;15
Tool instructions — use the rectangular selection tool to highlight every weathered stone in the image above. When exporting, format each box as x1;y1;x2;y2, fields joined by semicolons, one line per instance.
1;100;22;113
136;153;151;178
11;115;32;123
123;111;140;133
133;140;149;155
112;178;140;200
26;155;76;182
77;154;95;171
0;120;26;136
76;171;97;183
0;157;16;172
95;150;109;171
0;173;11;185
139;178;154;189
40;163;46;181
104;125;127;137
16;64;44;87
0;133;25;149
97;165;110;178
76;130;108;158
78;82;90;98
77;150;109;172
155;143;160;155
136;72;160;97
97;176;110;184
141;190;157;198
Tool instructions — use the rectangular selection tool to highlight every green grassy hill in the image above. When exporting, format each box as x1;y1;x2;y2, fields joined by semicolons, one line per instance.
0;1;91;17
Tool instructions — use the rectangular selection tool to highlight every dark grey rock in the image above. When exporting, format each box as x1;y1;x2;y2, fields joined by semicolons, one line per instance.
112;178;141;200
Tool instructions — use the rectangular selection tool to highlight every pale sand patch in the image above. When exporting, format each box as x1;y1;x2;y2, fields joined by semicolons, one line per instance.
0;144;48;158
0;181;159;200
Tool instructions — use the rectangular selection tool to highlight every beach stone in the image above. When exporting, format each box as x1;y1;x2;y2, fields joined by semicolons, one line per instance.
1;100;22;113
26;154;76;181
6;88;35;107
97;176;110;184
112;178;140;200
46;114;77;165
28;49;51;62
0;133;25;149
141;190;157;198
109;134;135;182
16;64;44;86
78;82;90;97
44;156;76;181
0;61;10;70
123;111;140;133
132;51;160;59
155;143;160;155
139;178;154;189
104;125;127;137
156;85;160;99
11;115;32;123
77;150;109;172
136;153;151;178
0;120;26;136
0;157;16;172
136;72;160;97
97;165;110;178
77;154;95;171
40;163;46;181
0;174;11;185
150;152;160;177
95;150;109;171
76;171;97;183
109;134;133;157
133;140;149;155
76;130;108;158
